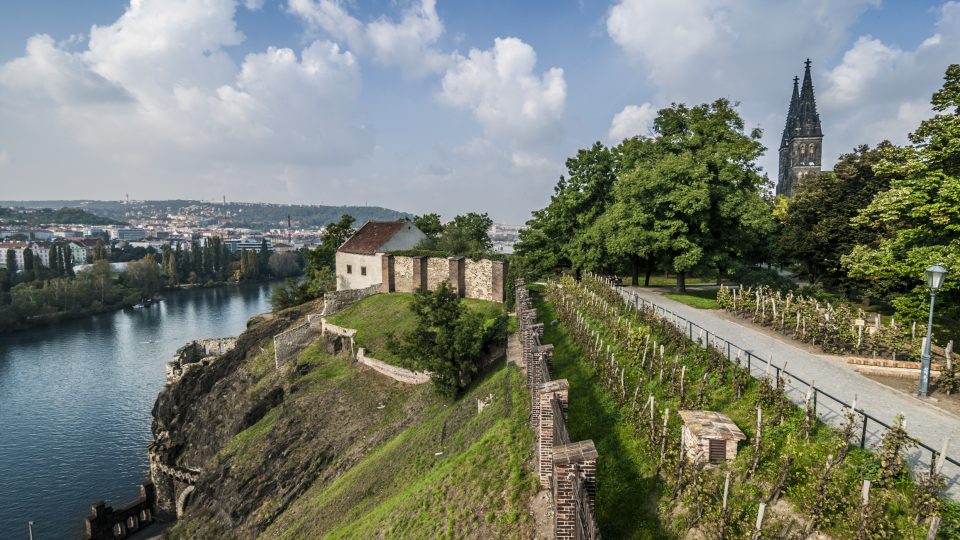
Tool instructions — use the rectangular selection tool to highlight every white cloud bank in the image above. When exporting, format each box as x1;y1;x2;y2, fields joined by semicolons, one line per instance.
0;0;371;199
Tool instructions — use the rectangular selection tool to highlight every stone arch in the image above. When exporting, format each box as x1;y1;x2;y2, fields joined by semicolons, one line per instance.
176;485;196;517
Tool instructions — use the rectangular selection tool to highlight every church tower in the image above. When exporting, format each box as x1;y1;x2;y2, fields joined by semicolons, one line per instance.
776;59;823;197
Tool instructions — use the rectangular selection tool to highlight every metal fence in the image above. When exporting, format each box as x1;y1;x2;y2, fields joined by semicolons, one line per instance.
612;284;959;491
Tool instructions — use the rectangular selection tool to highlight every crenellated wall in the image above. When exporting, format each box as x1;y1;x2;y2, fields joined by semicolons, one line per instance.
165;338;237;385
515;279;599;540
82;483;156;540
381;255;507;303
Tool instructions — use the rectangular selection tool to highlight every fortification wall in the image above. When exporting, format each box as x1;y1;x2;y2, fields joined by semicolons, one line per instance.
83;483;156;540
274;322;319;368
381;255;507;303
165;338;237;385
356;348;431;384
515;279;599;540
321;284;380;316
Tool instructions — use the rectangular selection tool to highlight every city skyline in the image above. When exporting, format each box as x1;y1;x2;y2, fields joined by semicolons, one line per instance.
0;0;957;222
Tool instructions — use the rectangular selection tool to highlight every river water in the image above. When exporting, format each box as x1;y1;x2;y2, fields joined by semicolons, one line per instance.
0;283;273;538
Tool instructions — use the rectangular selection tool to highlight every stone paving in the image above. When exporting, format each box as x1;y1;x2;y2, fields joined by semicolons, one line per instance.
621;285;960;498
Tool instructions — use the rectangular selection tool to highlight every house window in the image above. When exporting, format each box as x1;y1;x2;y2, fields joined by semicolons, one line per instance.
361;266;367;276
346;264;352;274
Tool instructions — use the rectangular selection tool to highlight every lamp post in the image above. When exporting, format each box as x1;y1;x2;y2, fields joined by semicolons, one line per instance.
28;521;34;540
919;263;948;397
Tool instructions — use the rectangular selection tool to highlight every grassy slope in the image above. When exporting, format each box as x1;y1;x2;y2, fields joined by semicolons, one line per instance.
264;359;536;539
534;282;960;539
662;289;719;309
327;293;504;366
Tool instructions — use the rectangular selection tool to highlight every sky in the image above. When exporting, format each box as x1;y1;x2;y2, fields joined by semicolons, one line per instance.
0;0;956;223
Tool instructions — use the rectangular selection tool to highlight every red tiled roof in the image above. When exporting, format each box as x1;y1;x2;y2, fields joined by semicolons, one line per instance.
337;221;405;255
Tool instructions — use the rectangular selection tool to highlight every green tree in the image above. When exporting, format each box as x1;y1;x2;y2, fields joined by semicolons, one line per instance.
414;213;444;242
5;249;16;277
389;281;484;398
22;248;35;282
843;65;960;323
436;212;494;257
783;144;894;287
602;100;769;291
258;238;271;276
92;240;108;262
125;254;161;299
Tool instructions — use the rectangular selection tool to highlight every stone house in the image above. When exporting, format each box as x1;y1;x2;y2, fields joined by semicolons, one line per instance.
679;410;746;465
335;221;425;291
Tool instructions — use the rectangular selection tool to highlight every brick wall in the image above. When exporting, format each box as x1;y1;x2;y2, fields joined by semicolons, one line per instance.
382;255;507;303
515;279;599;539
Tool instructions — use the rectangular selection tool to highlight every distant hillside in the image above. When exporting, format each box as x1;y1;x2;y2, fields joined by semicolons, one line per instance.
0;200;411;230
0;206;123;226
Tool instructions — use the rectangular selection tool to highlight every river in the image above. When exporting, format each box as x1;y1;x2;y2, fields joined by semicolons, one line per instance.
0;283;273;538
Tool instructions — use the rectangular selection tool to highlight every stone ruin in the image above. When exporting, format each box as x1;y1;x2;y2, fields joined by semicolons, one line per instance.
679;410;746;465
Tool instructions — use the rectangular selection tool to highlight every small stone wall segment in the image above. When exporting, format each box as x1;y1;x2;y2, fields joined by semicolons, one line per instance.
321;284;381;316
427;256;448;290
83;482;156;540
412;256;428;291
274;322;319;368
357;348;431;384
394;256;415;293
165;337;237;385
449;256;465;296
515;279;599;539
465;259;493;301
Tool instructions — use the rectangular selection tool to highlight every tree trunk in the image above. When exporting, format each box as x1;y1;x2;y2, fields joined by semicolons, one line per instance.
645;266;653;287
677;271;686;293
631;255;640;286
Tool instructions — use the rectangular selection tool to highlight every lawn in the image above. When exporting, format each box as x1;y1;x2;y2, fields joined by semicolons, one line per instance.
662;289;719;309
620;274;717;287
326;292;505;366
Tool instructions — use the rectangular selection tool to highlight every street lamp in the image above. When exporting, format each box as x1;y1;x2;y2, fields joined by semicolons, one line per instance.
919;263;948;396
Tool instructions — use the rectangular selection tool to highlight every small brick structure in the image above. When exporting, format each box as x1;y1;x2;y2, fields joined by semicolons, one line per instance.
679;410;746;464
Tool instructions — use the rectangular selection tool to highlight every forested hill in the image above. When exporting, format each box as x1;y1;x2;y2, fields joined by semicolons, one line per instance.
0;206;124;226
0;200;410;230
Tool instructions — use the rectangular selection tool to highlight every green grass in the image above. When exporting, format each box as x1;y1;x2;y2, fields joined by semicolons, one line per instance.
621;274;716;287
662;289;719;309
327;292;505;366
265;361;536;539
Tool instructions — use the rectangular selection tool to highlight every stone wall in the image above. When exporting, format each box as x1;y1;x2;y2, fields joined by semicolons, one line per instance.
381;255;507;303
274;322;319;368
356;348;431;384
516;279;599;540
427;256;448;291
165;338;237;385
321;284;381;316
83;482;156;540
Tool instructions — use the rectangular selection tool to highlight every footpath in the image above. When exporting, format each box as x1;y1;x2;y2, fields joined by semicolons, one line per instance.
621;285;960;498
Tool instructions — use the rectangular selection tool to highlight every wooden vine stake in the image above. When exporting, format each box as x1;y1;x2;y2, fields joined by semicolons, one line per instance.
856;479;871;540
719;471;732;540
804;380;815;440
750;405;762;478
927;516;942;540
750;502;766;540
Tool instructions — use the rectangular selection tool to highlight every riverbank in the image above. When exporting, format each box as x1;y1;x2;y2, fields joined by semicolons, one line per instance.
0;277;285;335
0;283;274;536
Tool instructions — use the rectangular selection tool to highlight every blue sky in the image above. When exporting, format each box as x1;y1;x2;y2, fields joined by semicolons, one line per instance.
0;0;956;222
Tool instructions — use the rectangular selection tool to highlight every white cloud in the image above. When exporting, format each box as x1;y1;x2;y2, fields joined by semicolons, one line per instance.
440;37;566;145
0;0;372;200
288;0;450;76
608;103;656;141
243;0;265;10
822;36;904;107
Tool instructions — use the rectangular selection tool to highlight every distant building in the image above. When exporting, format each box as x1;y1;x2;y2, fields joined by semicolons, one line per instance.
776;59;824;197
224;238;272;253
111;228;147;241
335;221;425;291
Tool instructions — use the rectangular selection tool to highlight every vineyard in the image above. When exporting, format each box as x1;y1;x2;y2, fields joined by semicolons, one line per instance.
540;274;958;538
716;285;954;363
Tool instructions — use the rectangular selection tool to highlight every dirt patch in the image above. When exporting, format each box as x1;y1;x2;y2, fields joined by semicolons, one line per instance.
527;489;553;539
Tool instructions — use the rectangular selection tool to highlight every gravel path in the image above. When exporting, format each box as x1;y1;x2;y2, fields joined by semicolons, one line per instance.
619;285;960;498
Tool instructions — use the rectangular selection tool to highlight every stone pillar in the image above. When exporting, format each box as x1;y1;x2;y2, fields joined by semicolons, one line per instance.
412;256;428;291
381;254;395;293
491;260;508;303
538;379;569;488
448;256;465;297
553;440;599;540
536;343;554;381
